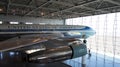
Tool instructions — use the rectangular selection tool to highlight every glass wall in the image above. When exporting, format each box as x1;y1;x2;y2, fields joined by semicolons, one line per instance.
65;12;120;67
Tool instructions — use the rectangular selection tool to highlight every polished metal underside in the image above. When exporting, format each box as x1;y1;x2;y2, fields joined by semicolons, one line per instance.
0;0;120;19
0;34;85;64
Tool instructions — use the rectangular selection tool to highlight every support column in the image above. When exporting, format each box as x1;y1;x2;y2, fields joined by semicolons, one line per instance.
81;56;86;67
63;19;66;25
81;40;87;67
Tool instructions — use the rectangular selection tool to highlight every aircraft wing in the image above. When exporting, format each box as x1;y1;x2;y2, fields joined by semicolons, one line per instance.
0;33;64;52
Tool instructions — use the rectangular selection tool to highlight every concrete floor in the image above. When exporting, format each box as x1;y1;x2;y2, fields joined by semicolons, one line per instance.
64;52;120;67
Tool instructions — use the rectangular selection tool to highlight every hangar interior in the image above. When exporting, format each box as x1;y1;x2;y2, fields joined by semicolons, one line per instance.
0;0;120;67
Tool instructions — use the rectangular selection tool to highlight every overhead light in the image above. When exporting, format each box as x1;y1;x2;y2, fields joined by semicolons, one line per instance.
0;21;2;24
10;22;19;24
51;13;54;16
0;8;3;12
41;12;44;16
25;22;33;24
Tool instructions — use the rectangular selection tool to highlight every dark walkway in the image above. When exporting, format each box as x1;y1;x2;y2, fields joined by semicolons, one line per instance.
0;62;71;67
26;62;71;67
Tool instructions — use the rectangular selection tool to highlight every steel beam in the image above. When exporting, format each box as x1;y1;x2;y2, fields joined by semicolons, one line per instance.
95;0;104;9
27;0;34;5
24;0;51;16
11;3;35;8
51;1;74;6
100;5;120;10
9;3;58;11
50;0;108;12
42;0;98;17
65;11;91;16
6;0;11;15
105;0;120;6
81;6;108;13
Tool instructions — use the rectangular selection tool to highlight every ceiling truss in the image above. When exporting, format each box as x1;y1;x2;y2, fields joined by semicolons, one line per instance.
0;0;120;19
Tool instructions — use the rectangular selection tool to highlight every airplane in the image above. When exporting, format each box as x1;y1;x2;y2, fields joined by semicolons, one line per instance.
0;24;95;65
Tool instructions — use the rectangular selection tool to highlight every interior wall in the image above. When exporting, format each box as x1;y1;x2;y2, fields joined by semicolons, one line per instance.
0;15;64;25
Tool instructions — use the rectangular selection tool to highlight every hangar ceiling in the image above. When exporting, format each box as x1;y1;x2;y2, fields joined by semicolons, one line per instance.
0;0;120;19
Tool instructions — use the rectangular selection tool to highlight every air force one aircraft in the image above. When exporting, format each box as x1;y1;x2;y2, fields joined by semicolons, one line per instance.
0;24;95;64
